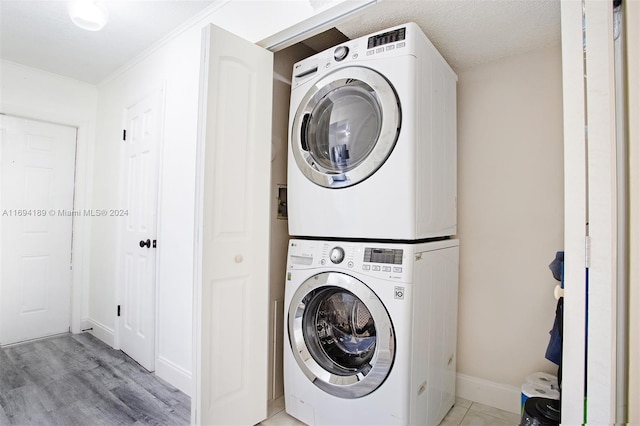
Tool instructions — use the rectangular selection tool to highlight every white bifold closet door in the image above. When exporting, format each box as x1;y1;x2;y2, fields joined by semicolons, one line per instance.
194;24;273;426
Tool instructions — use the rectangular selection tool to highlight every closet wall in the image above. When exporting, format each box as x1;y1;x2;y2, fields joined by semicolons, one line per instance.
267;42;315;409
456;43;564;409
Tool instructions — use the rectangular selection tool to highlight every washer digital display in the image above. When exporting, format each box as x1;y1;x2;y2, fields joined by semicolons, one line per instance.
364;248;403;265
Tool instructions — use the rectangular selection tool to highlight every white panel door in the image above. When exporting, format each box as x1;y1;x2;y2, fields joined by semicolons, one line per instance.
118;89;163;371
0;115;76;345
584;1;618;422
560;1;588;423
196;24;273;425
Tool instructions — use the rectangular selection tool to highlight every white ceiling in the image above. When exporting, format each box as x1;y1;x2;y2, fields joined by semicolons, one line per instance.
0;0;216;84
0;0;561;85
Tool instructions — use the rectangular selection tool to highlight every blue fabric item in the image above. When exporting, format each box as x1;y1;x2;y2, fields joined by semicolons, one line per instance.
549;251;564;285
546;252;565;366
545;297;563;366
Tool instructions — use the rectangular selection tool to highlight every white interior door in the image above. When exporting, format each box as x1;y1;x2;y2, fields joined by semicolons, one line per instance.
627;1;640;422
195;24;273;425
0;115;76;345
561;1;622;423
118;89;163;371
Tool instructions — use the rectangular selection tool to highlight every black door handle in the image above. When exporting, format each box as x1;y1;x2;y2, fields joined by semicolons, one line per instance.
300;113;311;151
139;239;151;248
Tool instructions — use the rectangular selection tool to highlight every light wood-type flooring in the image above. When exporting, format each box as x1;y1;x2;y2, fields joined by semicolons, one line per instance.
0;333;190;425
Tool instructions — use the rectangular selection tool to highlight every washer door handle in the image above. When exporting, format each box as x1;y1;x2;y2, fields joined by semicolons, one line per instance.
300;113;311;151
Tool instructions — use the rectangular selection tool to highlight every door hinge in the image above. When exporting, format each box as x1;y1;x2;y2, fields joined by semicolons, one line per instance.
117;305;121;317
585;235;591;268
122;129;126;141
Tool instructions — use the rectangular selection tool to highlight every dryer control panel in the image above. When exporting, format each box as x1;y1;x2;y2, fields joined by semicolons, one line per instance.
291;23;422;89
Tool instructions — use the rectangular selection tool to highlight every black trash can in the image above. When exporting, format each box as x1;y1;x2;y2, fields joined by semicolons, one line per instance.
520;397;561;425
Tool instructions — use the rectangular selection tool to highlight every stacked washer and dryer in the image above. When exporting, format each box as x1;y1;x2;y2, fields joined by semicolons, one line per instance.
284;23;459;426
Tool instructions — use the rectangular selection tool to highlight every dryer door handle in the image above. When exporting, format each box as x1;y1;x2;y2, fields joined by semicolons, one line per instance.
300;113;311;151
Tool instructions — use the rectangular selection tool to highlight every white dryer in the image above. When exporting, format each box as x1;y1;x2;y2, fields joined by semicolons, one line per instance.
287;23;457;240
283;238;459;426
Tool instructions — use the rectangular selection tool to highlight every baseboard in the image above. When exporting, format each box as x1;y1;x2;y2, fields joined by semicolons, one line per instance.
87;318;115;347
456;373;521;414
155;356;192;396
79;318;91;333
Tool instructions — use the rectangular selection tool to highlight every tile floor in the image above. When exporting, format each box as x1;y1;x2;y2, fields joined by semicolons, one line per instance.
261;397;521;426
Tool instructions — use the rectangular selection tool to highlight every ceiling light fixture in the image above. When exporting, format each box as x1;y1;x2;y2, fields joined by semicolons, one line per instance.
68;0;109;31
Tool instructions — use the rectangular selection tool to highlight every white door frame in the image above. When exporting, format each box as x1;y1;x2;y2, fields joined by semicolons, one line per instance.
561;0;622;423
560;2;588;423
627;1;640;422
0;109;92;338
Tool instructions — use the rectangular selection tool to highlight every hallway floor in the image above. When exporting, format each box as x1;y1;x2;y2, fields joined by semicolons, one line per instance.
0;333;190;425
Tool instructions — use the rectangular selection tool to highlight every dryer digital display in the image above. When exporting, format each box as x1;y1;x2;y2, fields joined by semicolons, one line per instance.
367;27;406;49
364;248;403;265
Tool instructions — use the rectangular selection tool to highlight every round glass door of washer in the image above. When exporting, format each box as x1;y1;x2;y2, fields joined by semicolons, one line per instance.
287;272;395;398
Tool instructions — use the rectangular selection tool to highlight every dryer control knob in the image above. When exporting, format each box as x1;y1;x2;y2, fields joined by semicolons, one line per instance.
333;46;349;62
329;247;345;264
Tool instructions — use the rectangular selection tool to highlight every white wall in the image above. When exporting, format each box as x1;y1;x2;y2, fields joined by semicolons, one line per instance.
0;59;98;335
90;18;202;393
455;44;564;412
267;43;316;410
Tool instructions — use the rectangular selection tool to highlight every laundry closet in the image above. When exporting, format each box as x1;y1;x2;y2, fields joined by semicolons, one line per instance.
262;1;633;424
265;4;564;421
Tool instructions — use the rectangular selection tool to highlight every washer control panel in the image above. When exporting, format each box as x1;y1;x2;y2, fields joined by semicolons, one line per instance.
287;239;413;282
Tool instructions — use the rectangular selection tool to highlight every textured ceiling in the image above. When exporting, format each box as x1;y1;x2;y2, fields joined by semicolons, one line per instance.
0;0;561;85
336;0;562;71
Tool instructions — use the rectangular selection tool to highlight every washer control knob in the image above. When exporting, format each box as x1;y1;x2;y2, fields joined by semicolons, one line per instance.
334;46;349;62
329;247;345;264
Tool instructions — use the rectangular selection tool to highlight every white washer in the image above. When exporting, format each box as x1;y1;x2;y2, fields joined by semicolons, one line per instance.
288;23;457;240
284;238;459;426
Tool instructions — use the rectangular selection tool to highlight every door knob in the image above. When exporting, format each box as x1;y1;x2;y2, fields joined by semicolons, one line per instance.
139;239;151;248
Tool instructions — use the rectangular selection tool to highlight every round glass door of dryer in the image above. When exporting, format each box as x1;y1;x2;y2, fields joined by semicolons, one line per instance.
291;66;401;188
287;272;395;398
